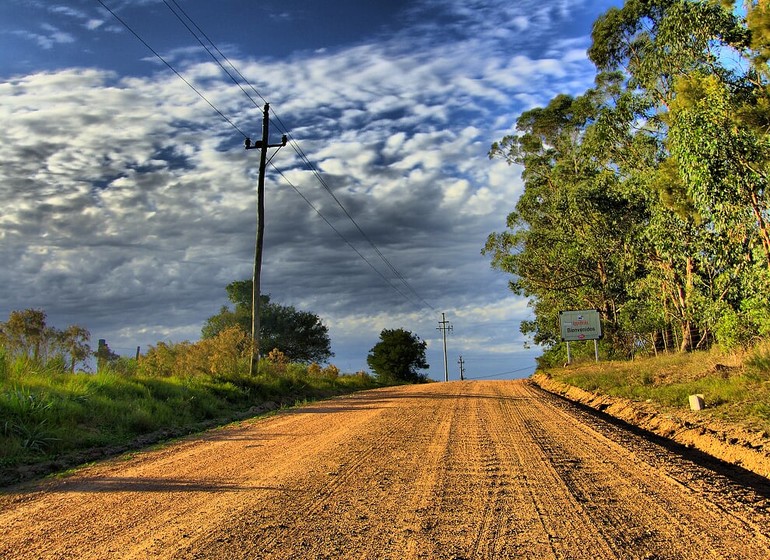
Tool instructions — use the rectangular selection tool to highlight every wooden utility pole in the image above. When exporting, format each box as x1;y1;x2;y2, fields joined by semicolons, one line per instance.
458;355;465;381
245;103;286;376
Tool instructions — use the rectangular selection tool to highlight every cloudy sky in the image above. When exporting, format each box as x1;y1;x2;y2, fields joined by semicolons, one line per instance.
1;0;620;380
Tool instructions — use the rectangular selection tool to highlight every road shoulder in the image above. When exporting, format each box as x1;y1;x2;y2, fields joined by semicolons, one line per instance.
530;372;770;479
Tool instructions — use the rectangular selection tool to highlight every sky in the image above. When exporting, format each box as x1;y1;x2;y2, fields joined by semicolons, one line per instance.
0;0;621;380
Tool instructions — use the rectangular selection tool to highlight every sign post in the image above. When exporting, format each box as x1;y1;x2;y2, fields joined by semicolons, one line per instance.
559;310;602;364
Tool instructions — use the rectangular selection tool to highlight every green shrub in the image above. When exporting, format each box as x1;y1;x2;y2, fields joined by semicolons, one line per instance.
0;387;58;454
714;308;753;350
109;357;139;376
746;343;770;374
322;364;340;380
123;406;156;434
138;341;187;377
44;355;68;376
0;335;387;484
0;348;9;381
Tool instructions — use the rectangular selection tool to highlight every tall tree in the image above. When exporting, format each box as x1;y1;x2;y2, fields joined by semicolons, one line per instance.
0;309;51;361
485;82;649;357
366;328;429;383
487;0;770;357
589;0;770;349
56;325;91;373
0;309;92;371
203;280;333;364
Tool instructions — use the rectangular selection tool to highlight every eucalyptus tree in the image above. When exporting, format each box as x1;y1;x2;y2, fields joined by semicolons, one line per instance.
590;0;770;348
0;308;49;361
57;325;91;373
486;79;649;358
487;0;770;358
0;309;91;371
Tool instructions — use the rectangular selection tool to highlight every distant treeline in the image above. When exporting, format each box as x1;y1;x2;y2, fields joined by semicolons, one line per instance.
485;1;770;365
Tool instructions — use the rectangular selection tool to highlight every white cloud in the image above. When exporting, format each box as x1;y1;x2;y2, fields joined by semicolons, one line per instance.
48;6;87;19
0;0;615;375
12;25;75;49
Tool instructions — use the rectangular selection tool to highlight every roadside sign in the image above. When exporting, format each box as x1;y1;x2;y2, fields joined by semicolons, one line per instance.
559;310;602;341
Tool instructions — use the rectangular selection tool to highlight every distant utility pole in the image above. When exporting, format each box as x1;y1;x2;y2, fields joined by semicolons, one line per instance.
458;355;465;381
245;103;287;376
437;312;453;382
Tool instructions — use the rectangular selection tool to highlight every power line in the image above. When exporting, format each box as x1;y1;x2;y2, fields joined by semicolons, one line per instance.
166;0;269;108
246;104;434;311
125;0;435;313
151;3;434;312
96;0;248;138
289;142;436;312
466;365;536;380
161;0;265;112
262;119;438;311
275;131;437;312
270;164;426;310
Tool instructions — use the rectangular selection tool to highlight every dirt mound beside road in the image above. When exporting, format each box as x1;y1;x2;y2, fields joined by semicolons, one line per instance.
2;380;770;559
531;373;770;479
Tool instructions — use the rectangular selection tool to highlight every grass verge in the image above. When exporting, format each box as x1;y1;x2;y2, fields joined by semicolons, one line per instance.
540;343;770;436
0;363;381;486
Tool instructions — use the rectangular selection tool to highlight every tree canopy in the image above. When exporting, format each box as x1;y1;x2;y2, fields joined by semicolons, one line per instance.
202;280;333;364
0;309;91;372
366;328;429;383
486;0;770;364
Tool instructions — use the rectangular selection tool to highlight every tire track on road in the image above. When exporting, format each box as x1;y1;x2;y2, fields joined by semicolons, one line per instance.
496;386;618;559
521;381;770;559
4;381;770;559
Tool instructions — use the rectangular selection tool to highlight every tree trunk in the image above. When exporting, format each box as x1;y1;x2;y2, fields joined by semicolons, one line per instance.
680;321;693;352
750;191;770;270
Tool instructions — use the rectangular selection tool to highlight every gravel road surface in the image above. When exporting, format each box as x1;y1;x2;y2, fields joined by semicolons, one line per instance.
2;380;770;559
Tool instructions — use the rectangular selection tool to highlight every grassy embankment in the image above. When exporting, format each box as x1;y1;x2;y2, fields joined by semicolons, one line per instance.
0;353;382;486
540;342;770;435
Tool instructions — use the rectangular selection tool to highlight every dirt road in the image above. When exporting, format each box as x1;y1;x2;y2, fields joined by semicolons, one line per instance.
2;380;770;559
